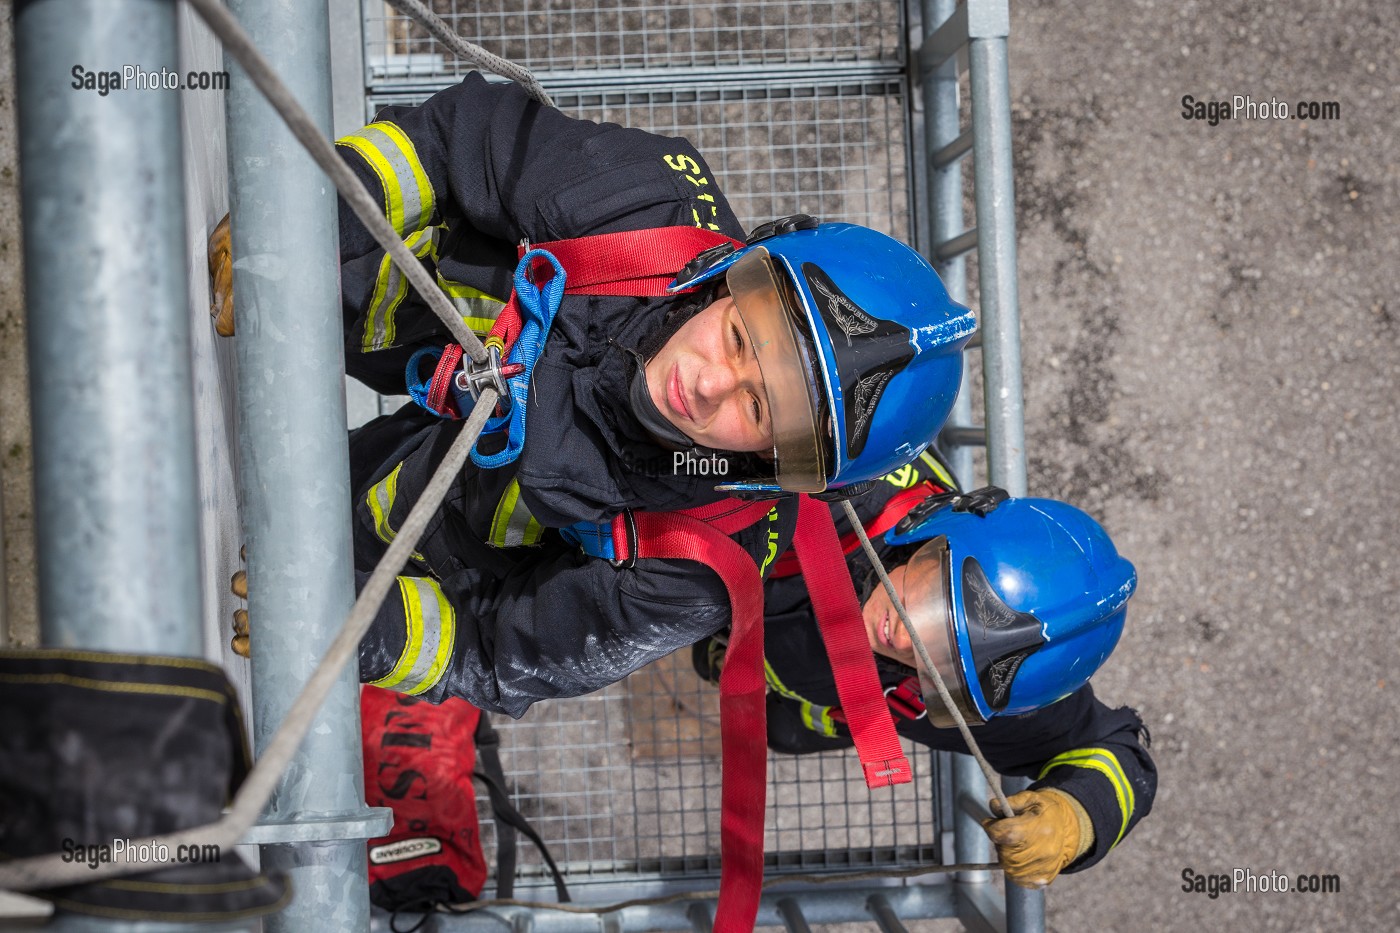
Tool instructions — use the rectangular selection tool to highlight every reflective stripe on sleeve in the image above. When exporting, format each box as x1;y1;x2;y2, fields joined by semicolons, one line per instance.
368;577;456;696
335;121;435;237
763;659;838;737
489;479;544;548
366;461;426;562
437;275;507;337
362;228;436;352
1038;746;1135;846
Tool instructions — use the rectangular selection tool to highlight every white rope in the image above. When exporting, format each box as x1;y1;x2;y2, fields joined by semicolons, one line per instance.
384;0;555;108
186;0;488;361
839;499;1015;818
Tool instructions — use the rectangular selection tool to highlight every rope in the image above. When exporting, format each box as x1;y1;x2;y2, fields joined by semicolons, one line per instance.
184;0;488;363
383;0;555;108
838;500;1015;818
436;861;1002;917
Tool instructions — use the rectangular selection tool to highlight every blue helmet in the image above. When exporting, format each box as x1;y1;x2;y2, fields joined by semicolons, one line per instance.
881;488;1137;727
671;217;976;493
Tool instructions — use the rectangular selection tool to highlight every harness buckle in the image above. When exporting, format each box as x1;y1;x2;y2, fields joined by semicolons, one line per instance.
884;679;927;721
455;344;525;408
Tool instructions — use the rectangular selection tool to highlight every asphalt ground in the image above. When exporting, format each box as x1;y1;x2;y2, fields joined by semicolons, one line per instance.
1006;1;1398;929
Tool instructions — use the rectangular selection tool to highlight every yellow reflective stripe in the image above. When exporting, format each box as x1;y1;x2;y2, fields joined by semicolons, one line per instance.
436;274;507;339
489;479;544;548
1038;747;1134;846
368;577;455;695
335;121;434;236
366;462;425;562
361;228;435;352
919;450;959;490
763;660;838;737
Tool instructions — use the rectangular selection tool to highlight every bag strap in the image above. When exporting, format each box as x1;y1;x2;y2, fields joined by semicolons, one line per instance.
472;713;571;903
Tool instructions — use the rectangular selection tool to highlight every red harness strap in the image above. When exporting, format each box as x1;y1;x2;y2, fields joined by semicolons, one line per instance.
613;495;911;932
770;481;942;579
488;227;744;353
428;226;742;417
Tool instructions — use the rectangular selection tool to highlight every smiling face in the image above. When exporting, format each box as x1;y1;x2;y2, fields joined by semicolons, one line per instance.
862;563;917;665
643;292;775;453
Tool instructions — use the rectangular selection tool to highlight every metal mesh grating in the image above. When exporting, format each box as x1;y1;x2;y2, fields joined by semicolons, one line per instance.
479;649;942;893
364;0;903;79
367;82;912;238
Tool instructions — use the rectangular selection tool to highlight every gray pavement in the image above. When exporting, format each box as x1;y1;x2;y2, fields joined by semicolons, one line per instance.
1008;1;1398;930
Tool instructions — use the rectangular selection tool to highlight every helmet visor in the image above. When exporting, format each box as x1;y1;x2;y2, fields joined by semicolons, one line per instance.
725;247;829;492
899;537;986;728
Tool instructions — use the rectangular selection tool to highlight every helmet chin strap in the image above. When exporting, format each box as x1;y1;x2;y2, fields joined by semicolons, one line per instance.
625;347;697;451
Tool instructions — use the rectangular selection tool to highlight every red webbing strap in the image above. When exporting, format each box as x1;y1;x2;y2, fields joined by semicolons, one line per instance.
486;227;745;356
792;495;913;789
623;504;771;933
425;342;465;417
524;227;745;297
769;482;940;579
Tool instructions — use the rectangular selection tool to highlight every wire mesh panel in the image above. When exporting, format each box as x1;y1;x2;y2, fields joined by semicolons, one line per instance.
368;82;912;238
481;649;941;894
365;0;903;81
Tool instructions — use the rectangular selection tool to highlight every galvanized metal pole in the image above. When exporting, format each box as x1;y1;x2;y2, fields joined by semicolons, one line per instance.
223;0;381;926
16;0;201;659
967;0;1028;498
967;6;1041;928
922;0;975;489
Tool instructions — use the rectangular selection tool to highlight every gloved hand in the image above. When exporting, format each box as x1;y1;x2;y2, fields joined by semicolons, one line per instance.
209;213;234;336
981;788;1094;888
230;546;250;658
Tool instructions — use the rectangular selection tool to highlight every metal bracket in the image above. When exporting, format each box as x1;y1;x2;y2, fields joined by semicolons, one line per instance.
241;807;394;845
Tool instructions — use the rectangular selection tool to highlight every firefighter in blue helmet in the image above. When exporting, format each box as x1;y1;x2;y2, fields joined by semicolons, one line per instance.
719;467;1156;888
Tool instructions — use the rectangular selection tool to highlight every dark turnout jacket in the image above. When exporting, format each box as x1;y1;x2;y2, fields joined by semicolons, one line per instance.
335;73;799;714
335;74;1155;869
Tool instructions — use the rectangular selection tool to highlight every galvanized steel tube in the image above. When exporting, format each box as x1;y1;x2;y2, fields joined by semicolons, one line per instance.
922;0;976;489
16;0;201;658
223;0;374;926
968;30;1028;497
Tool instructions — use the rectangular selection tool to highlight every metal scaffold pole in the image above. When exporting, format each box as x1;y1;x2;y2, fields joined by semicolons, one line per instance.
223;0;386;927
967;2;1042;930
923;0;975;491
967;1;1027;501
16;0;201;660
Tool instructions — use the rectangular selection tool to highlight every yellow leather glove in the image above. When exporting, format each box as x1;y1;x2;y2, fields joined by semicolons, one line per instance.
208;213;235;336
981;788;1094;889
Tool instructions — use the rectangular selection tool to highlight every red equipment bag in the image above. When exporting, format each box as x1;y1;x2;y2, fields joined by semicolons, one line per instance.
362;687;489;911
361;687;569;926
